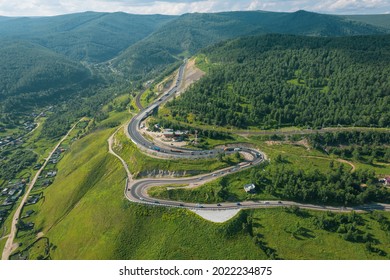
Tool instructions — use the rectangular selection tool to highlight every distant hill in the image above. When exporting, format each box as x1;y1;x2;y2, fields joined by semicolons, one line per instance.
166;34;390;129
0;41;93;111
113;10;389;80
0;12;176;112
0;12;175;62
344;14;390;30
266;10;390;35
1;10;389;80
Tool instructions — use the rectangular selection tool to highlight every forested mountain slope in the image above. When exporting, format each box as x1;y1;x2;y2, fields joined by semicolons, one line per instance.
345;14;390;30
0;12;174;114
0;41;94;112
0;12;175;62
114;10;389;80
1;11;390;119
167;34;390;129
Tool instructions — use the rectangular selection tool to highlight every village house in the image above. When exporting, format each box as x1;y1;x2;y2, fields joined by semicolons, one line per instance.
46;171;57;177
26;195;40;205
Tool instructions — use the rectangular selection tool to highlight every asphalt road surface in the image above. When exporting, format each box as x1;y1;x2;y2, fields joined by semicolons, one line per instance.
123;62;390;213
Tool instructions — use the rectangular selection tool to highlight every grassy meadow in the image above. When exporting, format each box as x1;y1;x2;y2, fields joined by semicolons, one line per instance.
113;129;243;178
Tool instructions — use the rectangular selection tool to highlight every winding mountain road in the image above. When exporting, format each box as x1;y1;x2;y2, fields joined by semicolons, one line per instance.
110;61;390;214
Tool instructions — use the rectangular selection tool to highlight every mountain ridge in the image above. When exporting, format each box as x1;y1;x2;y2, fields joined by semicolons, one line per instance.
0;12;176;62
113;10;390;80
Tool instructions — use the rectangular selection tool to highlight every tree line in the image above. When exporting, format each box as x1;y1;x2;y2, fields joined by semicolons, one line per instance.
308;131;390;163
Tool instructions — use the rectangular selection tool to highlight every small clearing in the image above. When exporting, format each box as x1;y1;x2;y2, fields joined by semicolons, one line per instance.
303;156;356;173
266;139;310;150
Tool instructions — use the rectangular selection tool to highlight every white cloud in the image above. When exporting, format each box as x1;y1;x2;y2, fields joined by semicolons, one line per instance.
313;0;389;14
0;0;389;16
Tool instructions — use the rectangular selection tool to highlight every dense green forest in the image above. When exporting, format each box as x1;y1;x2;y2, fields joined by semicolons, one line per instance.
250;162;389;205
114;10;389;80
0;12;175;63
167;34;390;129
345;14;390;30
0;41;103;114
308;131;390;163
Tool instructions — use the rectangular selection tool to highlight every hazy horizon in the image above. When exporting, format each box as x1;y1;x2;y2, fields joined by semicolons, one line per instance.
0;0;389;17
0;9;390;19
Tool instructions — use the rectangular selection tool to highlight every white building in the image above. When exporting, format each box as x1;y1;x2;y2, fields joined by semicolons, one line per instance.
244;183;256;193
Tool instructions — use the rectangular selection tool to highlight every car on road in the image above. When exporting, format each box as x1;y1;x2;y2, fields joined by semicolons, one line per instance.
236;202;241;206
154;200;160;204
179;203;184;207
217;203;222;207
212;174;216;177
198;177;202;180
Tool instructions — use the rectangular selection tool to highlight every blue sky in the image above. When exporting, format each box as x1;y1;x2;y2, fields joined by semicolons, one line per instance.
0;0;389;16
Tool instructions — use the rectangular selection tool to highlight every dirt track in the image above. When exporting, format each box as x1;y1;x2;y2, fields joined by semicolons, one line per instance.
1;119;83;260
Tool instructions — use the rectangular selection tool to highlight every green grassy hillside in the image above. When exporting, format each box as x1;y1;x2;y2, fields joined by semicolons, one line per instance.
250;208;390;260
113;129;241;178
9;108;389;260
6;106;390;259
15;119;263;259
